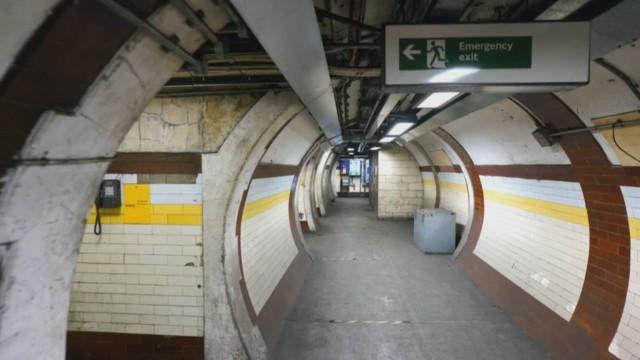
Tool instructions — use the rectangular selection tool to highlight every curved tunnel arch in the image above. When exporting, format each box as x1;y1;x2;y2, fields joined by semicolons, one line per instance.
2;2;640;360
393;38;640;358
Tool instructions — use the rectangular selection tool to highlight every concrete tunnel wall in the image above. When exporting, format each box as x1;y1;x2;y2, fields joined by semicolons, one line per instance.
0;1;327;359
389;39;640;359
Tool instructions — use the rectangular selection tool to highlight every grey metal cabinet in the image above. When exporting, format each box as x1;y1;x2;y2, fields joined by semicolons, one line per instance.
413;208;456;254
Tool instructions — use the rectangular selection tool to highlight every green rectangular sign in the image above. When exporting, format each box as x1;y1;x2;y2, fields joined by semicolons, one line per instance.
399;36;532;71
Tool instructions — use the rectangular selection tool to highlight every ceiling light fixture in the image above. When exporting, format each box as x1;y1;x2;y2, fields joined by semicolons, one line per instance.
386;122;414;136
428;68;478;83
379;137;396;143
418;92;460;108
370;146;381;151
346;147;355;151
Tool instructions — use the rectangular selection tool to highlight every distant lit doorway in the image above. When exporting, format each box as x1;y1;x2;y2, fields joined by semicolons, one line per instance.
336;157;370;197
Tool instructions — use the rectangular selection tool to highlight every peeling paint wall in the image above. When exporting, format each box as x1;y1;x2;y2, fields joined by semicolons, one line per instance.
119;94;260;153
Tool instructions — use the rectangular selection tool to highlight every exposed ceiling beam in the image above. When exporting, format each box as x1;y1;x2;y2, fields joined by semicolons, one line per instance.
536;0;591;20
314;7;382;33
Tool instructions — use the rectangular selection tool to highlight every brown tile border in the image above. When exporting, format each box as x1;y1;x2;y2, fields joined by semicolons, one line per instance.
420;165;462;173
107;152;201;174
476;164;577;182
252;164;299;178
66;331;203;360
433;127;610;359
432;129;484;259
512;94;630;356
300;220;310;233
235;189;258;324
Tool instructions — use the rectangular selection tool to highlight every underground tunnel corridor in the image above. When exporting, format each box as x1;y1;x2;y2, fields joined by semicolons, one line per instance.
275;197;548;359
1;1;640;360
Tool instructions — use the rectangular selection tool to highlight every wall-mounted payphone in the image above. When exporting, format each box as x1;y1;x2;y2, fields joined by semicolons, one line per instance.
94;179;121;235
97;179;121;209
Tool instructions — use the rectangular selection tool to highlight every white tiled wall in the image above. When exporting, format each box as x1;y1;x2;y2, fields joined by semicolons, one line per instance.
377;147;423;218
437;172;469;225
474;176;589;321
610;186;640;359
261;112;321;165
241;176;298;313
422;171;437;208
150;184;201;204
69;224;204;336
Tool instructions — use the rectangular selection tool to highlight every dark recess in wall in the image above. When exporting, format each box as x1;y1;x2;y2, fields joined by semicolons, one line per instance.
66;331;203;360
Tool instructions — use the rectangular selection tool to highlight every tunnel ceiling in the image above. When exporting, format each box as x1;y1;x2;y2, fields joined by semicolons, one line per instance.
157;0;622;154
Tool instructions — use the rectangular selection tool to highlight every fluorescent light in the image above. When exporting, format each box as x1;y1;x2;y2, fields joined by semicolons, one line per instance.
379;137;396;143
428;68;478;83
418;92;459;108
370;146;381;151
347;147;354;151
387;122;413;136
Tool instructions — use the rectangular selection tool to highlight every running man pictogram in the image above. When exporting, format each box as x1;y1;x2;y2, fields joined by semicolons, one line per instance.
426;39;446;69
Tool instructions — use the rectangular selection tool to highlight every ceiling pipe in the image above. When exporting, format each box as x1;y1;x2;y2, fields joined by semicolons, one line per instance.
230;0;343;144
314;7;381;34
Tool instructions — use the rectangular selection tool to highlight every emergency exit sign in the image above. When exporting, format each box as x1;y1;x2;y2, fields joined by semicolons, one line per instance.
399;37;532;70
385;22;590;92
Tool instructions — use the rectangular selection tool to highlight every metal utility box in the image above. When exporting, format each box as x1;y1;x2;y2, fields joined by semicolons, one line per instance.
413;208;456;254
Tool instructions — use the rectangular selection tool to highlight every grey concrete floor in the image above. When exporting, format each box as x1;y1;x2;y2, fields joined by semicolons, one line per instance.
274;198;549;360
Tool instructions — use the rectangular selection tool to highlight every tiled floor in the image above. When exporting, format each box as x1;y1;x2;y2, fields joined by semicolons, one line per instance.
274;197;549;360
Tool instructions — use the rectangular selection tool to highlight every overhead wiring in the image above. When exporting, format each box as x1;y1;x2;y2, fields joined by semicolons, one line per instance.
612;121;640;164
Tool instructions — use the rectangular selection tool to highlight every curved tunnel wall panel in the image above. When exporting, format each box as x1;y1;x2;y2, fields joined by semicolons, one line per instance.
261;112;322;165
421;170;437;208
0;2;231;358
556;41;640;166
474;175;589;321
441;99;571;165
437;172;469;225
241;176;298;314
611;186;640;359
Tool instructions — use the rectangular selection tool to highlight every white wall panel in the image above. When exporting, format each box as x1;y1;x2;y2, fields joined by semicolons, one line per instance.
443;99;570;165
474;176;589;321
261;112;321;165
422;171;437;208
241;176;298;313
438;172;469;224
557;42;640;166
69;225;204;336
610;186;640;359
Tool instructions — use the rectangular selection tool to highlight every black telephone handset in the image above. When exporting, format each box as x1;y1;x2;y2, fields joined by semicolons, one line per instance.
93;179;121;235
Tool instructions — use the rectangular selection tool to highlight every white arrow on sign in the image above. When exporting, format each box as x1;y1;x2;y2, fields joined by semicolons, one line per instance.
403;43;421;61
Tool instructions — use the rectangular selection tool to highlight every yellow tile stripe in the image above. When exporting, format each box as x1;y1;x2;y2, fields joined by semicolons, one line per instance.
424;179;436;187
87;204;202;225
87;184;202;225
438;181;468;193
629;217;640;240
421;180;586;225
242;190;290;221
423;179;467;192
485;190;588;226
